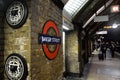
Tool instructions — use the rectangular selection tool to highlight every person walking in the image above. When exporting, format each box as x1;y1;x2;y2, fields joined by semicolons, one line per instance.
101;42;107;60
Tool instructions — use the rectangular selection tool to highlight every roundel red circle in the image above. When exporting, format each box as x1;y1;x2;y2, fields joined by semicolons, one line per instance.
42;20;60;60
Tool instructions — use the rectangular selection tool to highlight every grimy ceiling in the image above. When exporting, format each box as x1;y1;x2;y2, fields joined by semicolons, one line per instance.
62;0;120;36
73;0;120;35
0;0;120;36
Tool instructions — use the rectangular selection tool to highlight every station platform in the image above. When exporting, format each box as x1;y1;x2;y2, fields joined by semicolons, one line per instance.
65;49;120;80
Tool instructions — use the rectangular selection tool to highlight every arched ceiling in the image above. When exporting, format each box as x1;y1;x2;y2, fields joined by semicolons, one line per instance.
1;0;120;37
72;0;120;35
63;0;120;41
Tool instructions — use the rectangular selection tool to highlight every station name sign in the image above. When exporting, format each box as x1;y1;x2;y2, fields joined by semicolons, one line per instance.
38;34;61;44
39;20;61;60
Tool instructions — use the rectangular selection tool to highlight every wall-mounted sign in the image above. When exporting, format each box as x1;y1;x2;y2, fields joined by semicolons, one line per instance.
63;16;74;30
111;5;120;13
39;20;61;60
5;53;28;80
39;34;61;44
6;0;28;29
94;15;109;22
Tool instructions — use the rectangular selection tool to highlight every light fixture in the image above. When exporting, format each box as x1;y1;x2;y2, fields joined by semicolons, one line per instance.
112;23;118;28
111;5;120;13
96;31;107;34
82;0;113;28
63;25;70;30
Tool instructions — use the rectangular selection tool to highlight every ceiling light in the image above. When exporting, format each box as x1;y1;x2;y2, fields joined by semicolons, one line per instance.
96;31;107;34
112;24;118;28
63;25;70;30
82;0;113;28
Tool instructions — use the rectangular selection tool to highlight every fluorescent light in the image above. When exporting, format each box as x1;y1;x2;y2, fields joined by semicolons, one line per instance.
96;6;105;15
96;31;107;34
83;14;96;28
112;24;118;28
63;25;70;30
82;0;113;28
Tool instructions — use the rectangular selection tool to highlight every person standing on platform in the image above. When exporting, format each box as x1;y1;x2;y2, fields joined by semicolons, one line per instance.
110;41;115;58
101;42;107;60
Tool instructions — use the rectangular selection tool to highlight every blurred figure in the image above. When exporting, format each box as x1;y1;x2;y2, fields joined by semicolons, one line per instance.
110;41;115;58
101;42;107;60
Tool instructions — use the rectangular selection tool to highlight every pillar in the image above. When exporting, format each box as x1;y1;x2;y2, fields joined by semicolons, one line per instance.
65;30;80;76
4;0;63;80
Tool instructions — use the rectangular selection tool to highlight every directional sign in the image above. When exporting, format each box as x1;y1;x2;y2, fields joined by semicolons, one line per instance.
94;15;109;22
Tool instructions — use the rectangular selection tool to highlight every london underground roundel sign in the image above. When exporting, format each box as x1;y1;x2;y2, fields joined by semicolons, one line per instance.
38;20;61;60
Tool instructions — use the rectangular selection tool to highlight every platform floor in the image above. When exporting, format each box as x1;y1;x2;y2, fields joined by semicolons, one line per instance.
65;49;120;80
87;51;120;80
